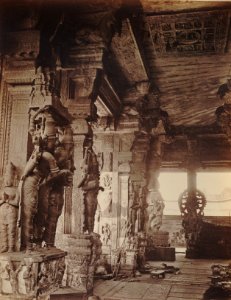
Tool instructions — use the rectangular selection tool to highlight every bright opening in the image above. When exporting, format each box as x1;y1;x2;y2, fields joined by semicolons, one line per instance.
197;172;231;217
159;172;187;215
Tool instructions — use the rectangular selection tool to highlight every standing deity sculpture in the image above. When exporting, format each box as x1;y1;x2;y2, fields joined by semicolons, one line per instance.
39;126;74;247
128;182;146;235
146;191;165;232
18;107;73;251
0;162;19;253
78;136;104;234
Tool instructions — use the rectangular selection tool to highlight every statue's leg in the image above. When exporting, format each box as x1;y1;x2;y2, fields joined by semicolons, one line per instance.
0;206;8;252
44;189;64;247
85;191;98;234
21;176;39;250
7;207;18;252
34;184;50;246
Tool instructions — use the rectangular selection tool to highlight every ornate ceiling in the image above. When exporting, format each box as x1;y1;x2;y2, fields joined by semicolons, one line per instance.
1;0;231;167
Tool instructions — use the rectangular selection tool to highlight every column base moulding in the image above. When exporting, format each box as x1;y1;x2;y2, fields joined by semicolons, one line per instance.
59;234;102;295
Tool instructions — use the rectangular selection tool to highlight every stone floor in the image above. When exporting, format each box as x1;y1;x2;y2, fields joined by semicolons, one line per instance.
52;253;231;300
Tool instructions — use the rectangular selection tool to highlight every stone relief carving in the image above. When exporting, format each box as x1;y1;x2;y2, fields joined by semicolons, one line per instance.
22;262;35;294
78;136;104;234
0;162;19;253
128;181;146;235
147;11;229;56
101;223;111;246
5;261;23;294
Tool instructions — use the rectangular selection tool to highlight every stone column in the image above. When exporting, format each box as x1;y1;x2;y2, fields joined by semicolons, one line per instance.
56;24;107;295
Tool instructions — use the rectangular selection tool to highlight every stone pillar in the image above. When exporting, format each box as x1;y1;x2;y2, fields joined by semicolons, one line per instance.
55;23;107;295
146;135;165;235
0;7;72;300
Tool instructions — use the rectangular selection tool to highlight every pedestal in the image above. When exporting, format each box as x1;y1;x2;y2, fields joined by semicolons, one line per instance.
60;233;102;295
119;249;137;276
0;248;66;300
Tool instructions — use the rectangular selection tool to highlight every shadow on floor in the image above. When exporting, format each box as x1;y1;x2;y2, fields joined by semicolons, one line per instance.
203;287;231;299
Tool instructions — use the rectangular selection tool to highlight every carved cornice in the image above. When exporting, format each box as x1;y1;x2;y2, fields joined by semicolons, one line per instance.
4;30;40;59
111;18;148;84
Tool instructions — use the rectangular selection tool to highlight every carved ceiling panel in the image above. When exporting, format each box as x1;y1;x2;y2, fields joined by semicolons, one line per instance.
147;10;230;57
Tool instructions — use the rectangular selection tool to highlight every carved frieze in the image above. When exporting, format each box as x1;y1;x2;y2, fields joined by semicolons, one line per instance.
147;10;230;56
0;248;66;299
4;31;40;59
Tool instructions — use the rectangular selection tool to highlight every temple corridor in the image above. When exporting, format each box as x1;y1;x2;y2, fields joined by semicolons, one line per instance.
52;252;231;300
1;0;231;299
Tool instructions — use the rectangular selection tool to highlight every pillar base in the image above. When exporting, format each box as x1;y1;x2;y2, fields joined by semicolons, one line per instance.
0;248;66;300
59;233;102;295
120;249;137;276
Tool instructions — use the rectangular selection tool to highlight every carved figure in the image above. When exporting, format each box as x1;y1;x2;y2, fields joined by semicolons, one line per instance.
102;223;111;245
147;191;165;232
5;261;23;294
38;262;50;291
56;258;65;285
78;137;104;234
19;108;72;250
23;263;34;293
0;162;19;253
129;183;146;235
42;127;74;247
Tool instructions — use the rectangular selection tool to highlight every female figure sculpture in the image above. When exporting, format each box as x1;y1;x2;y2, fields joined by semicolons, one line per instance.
78;137;103;234
0;162;19;252
18;108;73;251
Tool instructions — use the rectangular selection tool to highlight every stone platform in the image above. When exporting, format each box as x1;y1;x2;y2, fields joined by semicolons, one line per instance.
0;248;66;300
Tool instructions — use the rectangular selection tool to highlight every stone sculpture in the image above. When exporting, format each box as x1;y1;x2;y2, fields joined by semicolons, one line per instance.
78;136;104;234
5;261;23;294
23;262;35;294
0;162;19;253
146;191;165;232
18;107;73;251
129;182;146;234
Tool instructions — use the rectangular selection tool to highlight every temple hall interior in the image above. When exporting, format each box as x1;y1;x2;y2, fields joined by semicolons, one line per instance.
1;0;231;299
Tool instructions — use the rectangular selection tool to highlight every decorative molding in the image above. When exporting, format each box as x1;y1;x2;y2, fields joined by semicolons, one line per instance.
4;30;40;58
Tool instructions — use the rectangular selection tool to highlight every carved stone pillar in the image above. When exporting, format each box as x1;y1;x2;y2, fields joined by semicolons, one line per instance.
146;135;165;235
55;24;107;295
